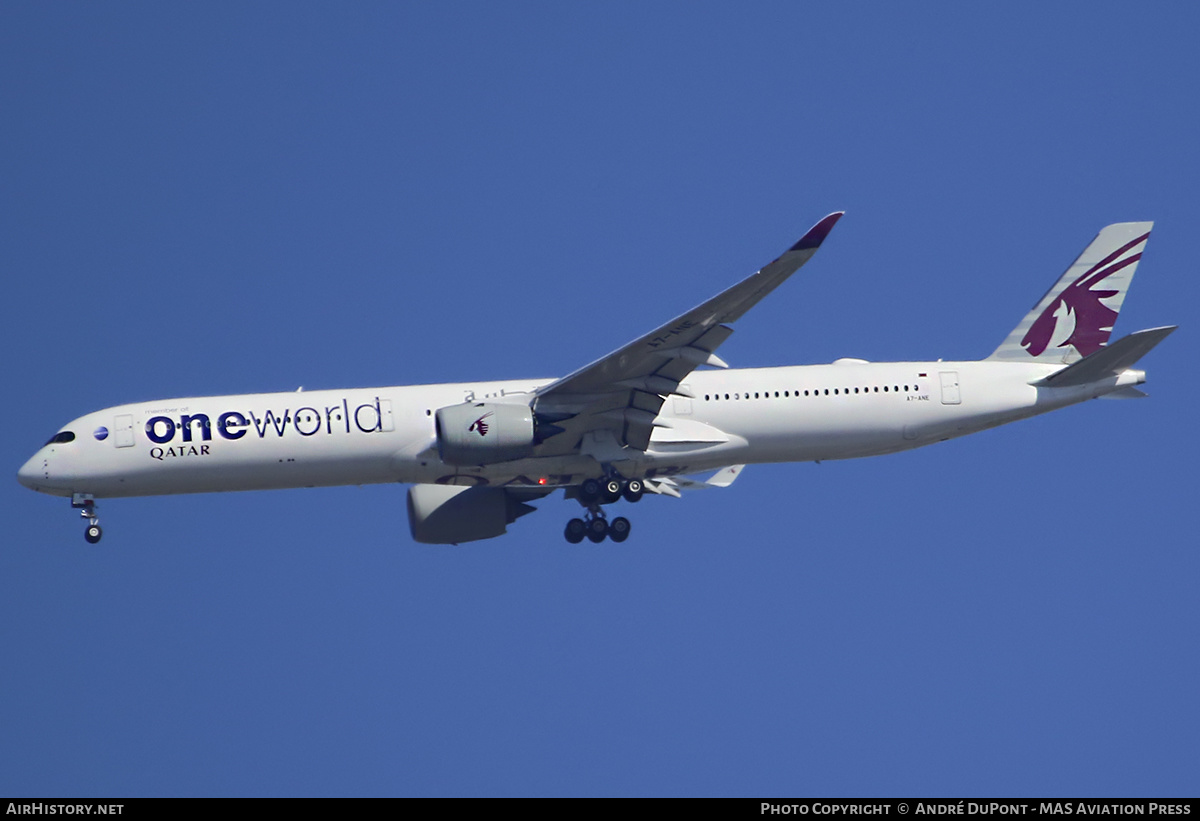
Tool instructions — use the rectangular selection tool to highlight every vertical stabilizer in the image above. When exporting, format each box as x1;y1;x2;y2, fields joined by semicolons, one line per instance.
988;222;1152;363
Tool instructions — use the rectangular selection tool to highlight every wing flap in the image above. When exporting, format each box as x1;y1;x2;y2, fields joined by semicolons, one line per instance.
647;465;746;494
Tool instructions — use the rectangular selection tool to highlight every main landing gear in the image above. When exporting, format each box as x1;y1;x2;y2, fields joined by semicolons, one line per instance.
72;493;102;543
563;476;641;544
577;477;644;505
564;512;631;544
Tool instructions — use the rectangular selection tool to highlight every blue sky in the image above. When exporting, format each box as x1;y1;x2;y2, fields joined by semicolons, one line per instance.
2;2;1197;797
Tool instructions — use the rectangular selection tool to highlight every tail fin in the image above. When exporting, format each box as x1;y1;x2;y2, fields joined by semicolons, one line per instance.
988;222;1152;363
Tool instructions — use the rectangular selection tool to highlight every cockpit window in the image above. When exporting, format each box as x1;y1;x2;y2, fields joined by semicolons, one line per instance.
44;431;76;446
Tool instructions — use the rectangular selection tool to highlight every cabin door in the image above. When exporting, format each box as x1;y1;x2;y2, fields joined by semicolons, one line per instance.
114;414;135;448
939;372;961;405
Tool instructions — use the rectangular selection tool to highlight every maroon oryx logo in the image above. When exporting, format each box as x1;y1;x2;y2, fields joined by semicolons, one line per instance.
469;412;494;437
1021;232;1148;358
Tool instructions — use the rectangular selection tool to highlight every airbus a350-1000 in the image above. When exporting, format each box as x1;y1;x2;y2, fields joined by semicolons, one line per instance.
18;213;1175;544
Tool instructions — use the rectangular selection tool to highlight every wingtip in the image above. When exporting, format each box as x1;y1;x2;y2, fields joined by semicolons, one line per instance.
789;211;845;251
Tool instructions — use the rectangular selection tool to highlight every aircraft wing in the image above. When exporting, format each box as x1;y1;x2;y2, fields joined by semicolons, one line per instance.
532;212;843;457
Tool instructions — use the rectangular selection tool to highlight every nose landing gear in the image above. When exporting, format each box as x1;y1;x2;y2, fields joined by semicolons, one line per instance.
72;493;102;544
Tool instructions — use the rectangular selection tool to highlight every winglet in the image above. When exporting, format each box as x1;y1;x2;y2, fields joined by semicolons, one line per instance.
790;212;845;251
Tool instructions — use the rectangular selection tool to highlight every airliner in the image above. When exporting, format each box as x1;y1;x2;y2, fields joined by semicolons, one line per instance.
18;213;1175;545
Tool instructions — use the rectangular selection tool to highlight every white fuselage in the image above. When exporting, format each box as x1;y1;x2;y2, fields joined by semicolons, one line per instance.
17;359;1143;500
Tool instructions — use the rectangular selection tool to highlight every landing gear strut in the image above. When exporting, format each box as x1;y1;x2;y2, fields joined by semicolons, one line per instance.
72;493;102;544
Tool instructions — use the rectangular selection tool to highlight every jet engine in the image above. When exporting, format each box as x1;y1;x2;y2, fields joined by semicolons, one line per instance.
434;402;538;466
406;483;537;544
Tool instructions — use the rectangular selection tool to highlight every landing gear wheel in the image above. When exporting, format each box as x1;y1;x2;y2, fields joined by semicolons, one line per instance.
623;479;644;503
564;518;586;544
579;478;602;505
72;495;101;544
586;517;608;543
609;517;631;543
602;478;623;504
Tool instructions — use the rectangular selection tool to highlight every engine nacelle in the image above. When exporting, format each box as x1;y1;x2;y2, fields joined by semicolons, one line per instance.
406;484;527;544
435;402;536;466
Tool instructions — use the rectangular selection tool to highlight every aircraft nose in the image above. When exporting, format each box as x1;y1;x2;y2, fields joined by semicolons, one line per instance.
17;453;43;490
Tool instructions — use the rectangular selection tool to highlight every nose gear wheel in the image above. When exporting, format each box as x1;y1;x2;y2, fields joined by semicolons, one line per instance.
72;494;102;544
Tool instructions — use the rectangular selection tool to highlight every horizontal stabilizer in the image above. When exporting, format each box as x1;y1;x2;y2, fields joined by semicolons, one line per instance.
1100;386;1149;399
1035;326;1177;387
